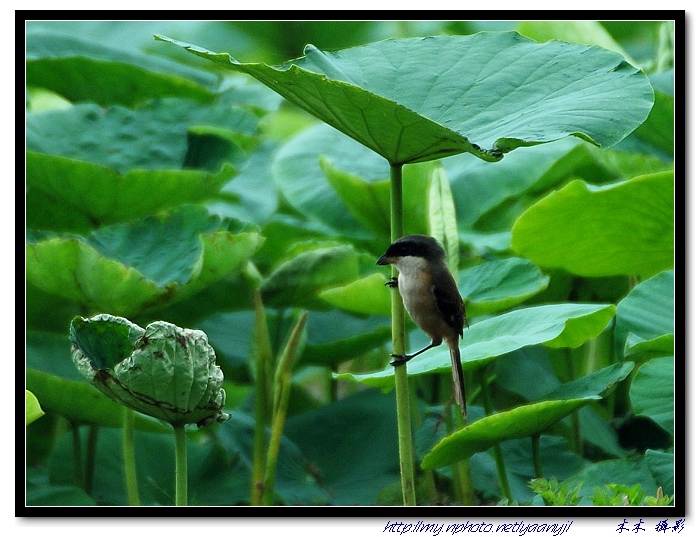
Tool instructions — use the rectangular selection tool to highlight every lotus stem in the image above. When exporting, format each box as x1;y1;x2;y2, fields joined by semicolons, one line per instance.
123;407;140;505
390;162;416;506
71;421;83;488
252;289;273;505
84;424;99;496
173;423;188;506
565;348;582;454
478;369;512;503
262;311;308;505
532;433;543;479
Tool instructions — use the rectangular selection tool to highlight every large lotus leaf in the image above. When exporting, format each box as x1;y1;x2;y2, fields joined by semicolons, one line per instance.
319;273;391;316
26;326;168;433
26;484;97;507
266;82;666;252
26;206;261;317
300;310;392;367
273;124;435;238
207;140;280;225
284;389;400;505
26;467;96;507
85;206;222;287
447;138;585;229
511;172;674;278
70;315;230;426
336;303;616;390
517;21;632;63
461;159;647;245
443;136;670;240
629;82;674;159
27;331;85;380
320;257;548;317
26;237;164;317
541;362;634;401
260;243;360;308
460;257;549;316
319;157;392;237
629;356;674;435
26;152;235;232
27;30;216;106
26;390;44;426
648;69;674;98
26;369;169;433
199;307;391;371
26;281;84;333
416;409;589;491
589;146;672;182
26;329;174;431
495;348;562;402
157;33;653;165
499;24;672;160
325;156;434;240
213;413;333;505
615;269;674;360
272;124;387;239
45;412;329;506
422;397;599;469
624;334;674;362
252;216;341;273
472;436;588;504
26;99;258;174
183;230;261;297
494;349;629;458
562;458;659;506
142;273;257;331
644;449;674;497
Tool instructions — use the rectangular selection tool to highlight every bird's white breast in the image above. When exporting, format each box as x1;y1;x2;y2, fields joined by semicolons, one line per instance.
394;256;435;318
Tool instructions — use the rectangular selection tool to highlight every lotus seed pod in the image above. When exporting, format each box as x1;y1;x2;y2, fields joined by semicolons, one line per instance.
70;314;230;427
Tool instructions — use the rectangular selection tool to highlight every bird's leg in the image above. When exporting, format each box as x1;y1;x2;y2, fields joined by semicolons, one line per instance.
390;339;441;366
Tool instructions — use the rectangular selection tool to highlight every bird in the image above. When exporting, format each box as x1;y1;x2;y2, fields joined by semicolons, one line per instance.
377;234;467;419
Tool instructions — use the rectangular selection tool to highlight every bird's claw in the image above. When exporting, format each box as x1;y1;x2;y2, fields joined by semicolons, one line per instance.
390;353;410;366
385;277;398;288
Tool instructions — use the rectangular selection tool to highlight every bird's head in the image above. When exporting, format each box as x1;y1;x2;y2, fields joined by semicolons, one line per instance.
376;234;446;266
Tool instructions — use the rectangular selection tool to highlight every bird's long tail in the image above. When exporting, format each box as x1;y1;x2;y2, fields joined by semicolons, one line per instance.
450;343;467;420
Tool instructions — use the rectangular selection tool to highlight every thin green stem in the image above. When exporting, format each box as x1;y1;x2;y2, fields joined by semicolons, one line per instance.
444;400;460;500
564;348;582;455
455;459;473;505
251;290;273;505
173;423;188;506
423;468;438;505
262;311;308;506
532;434;543;479
478;369;512;503
71;421;83;488
261;382;290;506
122;408;140;506
390;162;416;506
85;424;98;496
395;361;416;505
452;408;474;505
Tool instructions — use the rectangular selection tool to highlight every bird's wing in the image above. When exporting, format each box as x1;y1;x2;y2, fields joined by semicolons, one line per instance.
432;284;466;338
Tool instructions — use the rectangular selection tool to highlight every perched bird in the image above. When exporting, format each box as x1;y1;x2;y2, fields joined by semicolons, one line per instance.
377;234;467;419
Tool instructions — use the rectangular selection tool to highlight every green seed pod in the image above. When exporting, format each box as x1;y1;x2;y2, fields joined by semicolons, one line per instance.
70;314;230;427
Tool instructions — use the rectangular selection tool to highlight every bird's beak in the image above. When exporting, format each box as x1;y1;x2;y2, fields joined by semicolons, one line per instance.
376;254;391;266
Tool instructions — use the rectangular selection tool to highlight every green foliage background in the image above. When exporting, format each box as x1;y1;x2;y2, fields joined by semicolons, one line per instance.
25;20;675;507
